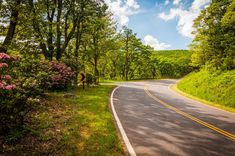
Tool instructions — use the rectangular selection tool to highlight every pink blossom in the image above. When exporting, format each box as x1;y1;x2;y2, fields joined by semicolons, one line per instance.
5;84;16;90
2;75;11;80
0;81;16;90
0;63;8;68
0;53;11;60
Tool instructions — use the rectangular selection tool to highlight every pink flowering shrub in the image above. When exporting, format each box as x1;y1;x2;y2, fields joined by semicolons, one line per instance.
0;53;75;135
0;53;16;91
18;59;75;90
0;53;19;133
46;61;75;90
0;53;11;59
0;53;39;135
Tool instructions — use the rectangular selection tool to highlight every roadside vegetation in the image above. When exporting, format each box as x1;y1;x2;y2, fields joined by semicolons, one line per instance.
1;85;124;155
177;0;235;110
178;69;235;109
0;0;126;154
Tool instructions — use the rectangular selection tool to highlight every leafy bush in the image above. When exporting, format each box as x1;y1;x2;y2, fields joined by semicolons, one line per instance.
0;53;75;140
0;53;40;134
18;58;75;90
85;73;95;86
46;61;75;90
17;57;48;95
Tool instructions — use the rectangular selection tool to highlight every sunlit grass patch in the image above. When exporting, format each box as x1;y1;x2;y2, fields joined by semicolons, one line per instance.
2;85;124;155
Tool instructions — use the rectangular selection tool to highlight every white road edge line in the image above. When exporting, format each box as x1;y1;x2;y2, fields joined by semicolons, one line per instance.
111;86;137;156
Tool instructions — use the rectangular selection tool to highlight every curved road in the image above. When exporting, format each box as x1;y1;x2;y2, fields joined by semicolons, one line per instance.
112;80;235;156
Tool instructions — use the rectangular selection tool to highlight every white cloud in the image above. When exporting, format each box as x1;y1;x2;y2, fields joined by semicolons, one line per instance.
104;0;140;26
159;8;183;21
173;0;181;5
144;35;171;50
126;0;139;9
191;0;211;10
164;0;170;6
158;0;211;38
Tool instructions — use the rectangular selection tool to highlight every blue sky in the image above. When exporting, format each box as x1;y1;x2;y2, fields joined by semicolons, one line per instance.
105;0;211;50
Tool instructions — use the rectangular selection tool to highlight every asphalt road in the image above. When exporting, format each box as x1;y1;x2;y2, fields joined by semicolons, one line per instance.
112;80;235;156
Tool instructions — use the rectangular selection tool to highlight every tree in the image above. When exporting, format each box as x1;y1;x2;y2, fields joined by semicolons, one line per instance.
191;0;234;70
0;0;22;53
83;3;116;84
122;26;132;80
221;0;235;69
26;0;89;60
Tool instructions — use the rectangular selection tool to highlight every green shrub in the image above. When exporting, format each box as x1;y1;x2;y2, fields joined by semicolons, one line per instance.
86;73;95;86
0;53;40;135
19;58;75;90
46;61;75;90
0;53;76;139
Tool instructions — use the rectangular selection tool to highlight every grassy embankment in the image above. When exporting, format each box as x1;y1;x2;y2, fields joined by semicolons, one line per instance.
177;69;235;112
2;85;124;155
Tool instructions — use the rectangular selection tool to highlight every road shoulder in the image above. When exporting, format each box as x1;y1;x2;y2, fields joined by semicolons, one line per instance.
110;86;137;156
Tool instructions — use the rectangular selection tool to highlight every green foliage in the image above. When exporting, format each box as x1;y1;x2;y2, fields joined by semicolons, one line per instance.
178;69;235;108
85;73;95;86
17;57;48;94
18;57;75;90
6;128;25;143
181;0;235;110
191;0;235;70
0;53;40;135
99;48;192;80
0;53;75;138
154;50;193;78
46;61;75;90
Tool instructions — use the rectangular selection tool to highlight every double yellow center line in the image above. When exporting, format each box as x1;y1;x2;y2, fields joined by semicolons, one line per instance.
144;85;235;141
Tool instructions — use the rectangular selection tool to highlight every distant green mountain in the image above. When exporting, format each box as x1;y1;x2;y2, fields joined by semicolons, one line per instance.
155;50;192;60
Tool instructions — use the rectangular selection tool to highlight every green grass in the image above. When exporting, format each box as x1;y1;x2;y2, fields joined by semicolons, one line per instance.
177;69;235;112
99;79;124;83
2;85;125;155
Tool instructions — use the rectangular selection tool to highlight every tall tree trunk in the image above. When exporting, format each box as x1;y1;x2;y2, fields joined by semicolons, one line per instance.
0;0;21;53
56;0;62;61
48;33;54;61
125;34;129;81
94;54;99;84
74;22;83;84
46;0;56;61
73;1;85;83
74;0;84;63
